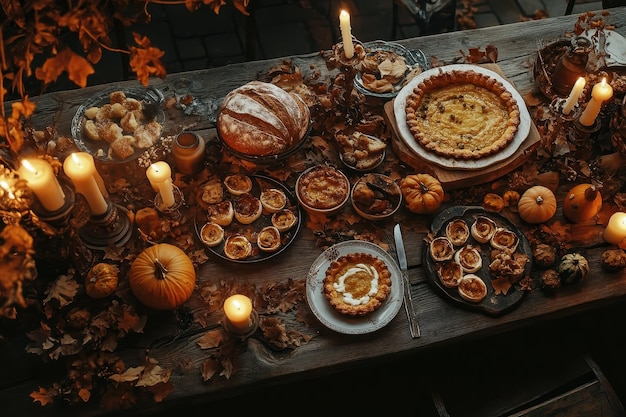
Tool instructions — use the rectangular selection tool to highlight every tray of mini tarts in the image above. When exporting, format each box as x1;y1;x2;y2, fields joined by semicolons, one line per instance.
194;174;302;263
423;205;533;316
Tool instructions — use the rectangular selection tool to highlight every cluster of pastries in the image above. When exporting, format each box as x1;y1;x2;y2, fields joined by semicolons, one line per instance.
323;252;392;316
334;131;386;171
360;49;417;94
198;175;297;260
82;90;162;160
429;215;528;302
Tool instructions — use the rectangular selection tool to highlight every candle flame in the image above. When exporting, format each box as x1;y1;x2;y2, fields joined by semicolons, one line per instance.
601;77;607;87
151;164;160;174
70;153;83;168
0;180;15;199
340;9;349;18
21;159;38;175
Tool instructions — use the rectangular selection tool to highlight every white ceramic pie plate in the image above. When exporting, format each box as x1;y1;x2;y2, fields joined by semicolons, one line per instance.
306;240;404;335
393;64;532;171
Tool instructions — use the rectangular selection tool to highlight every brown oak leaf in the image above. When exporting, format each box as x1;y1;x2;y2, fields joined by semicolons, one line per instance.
197;328;228;349
491;276;513;295
201;357;221;381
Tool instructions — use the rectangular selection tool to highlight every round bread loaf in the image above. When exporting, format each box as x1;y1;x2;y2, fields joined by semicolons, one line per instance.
217;81;310;157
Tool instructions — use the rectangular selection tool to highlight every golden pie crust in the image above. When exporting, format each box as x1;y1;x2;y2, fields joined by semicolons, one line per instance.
323;252;392;316
404;69;521;160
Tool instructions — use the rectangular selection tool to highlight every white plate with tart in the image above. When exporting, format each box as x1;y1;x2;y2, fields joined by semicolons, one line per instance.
393;64;531;171
194;174;302;263
306;240;404;335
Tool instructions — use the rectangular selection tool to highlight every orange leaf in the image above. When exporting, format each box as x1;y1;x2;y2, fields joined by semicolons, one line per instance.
30;387;55;406
67;51;95;87
492;276;513;295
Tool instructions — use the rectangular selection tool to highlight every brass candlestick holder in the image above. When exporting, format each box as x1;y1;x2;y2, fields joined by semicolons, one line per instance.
154;185;185;221
569;117;601;146
325;38;366;122
221;309;259;341
30;182;75;230
79;201;133;250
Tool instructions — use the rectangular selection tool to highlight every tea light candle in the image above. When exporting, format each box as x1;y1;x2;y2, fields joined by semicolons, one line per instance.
604;212;626;244
223;294;253;332
146;162;175;208
339;10;354;59
18;158;66;212
562;77;585;115
63;153;108;215
579;77;613;126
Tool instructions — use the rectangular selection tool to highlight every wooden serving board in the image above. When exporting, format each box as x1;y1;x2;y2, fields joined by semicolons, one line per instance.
383;64;540;190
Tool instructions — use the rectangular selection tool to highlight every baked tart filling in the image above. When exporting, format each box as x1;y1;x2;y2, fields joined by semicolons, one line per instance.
458;274;487;303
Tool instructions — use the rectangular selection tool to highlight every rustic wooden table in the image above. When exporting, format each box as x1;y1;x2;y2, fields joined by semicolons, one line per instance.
2;7;626;417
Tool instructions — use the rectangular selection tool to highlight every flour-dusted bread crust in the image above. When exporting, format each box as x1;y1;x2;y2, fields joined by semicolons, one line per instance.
217;81;310;157
404;69;520;160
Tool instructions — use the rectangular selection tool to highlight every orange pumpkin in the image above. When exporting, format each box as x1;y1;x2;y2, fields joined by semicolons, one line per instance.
85;263;119;299
517;186;557;224
562;183;602;223
400;174;444;214
129;243;196;310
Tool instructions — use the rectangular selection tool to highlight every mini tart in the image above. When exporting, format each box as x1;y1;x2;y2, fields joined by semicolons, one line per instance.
200;222;225;247
206;200;234;226
224;174;253;196
200;177;225;206
234;193;263;224
223;234;253;260
296;165;349;210
271;208;298;232
471;215;497;243
257;226;282;252
437;260;463;288
323;252;392;316
454;244;483;273
457;274;487;303
446;218;469;246
430;236;455;262
260;188;287;213
490;227;519;252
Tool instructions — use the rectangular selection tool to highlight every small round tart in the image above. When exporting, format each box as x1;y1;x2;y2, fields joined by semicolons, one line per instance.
323;252;392;316
458;274;487;303
446;218;469;246
471;215;497;243
490;227;519;252
296;165;349;210
224;174;253;196
454;244;483;273
223;234;253;260
271;208;298;232
257;225;282;252
206;200;234;226
234;193;262;224
430;236;455;262
200;222;225;247
200;177;225;206
437;260;463;288
260;188;287;213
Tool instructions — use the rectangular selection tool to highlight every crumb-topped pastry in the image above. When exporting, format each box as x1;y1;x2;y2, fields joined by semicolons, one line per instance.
404;69;520;160
323;252;392;316
296;165;349;212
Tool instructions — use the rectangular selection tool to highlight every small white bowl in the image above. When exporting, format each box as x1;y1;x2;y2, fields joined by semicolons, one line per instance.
350;173;402;221
295;165;350;216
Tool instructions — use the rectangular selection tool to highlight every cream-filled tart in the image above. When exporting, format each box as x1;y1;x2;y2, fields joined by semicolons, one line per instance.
471;215;497;243
457;274;487;303
234;192;263;224
271;208;298;232
490;227;519;252
200;177;225;206
430;236;455;262
446;218;470;246
454;244;482;273
200;222;225;247
223;234;253;260
224;174;253;196
260;188;287;213
437;260;463;288
206;200;234;226
257;225;282;252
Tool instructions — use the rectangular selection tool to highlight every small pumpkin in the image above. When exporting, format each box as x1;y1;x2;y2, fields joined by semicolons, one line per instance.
129;243;196;310
562;183;602;223
85;263;119;299
400;174;444;214
556;252;589;284
517;185;557;224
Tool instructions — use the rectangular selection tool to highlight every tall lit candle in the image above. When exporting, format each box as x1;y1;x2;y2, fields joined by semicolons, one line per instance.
146;162;175;208
63;153;108;215
73;152;108;198
579;77;613;126
604;212;626;244
562;77;585;115
339;10;354;59
18;158;66;212
223;294;253;332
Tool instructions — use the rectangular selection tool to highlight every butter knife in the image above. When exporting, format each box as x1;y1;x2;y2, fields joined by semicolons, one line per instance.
393;224;421;338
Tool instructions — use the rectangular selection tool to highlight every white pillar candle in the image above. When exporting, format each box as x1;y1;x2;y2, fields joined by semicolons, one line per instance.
579;77;613;126
339;10;354;59
18;158;66;212
146;162;175;208
604;212;626;244
73;152;108;198
63;153;108;215
223;294;253;332
562;77;585;115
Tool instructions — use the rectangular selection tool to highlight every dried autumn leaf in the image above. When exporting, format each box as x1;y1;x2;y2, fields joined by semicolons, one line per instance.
109;366;145;383
485;44;498;62
35;48;94;87
43;274;79;307
491;276;513;295
30;387;56;406
136;364;172;388
197;328;228;349
201;357;221;381
129;33;166;86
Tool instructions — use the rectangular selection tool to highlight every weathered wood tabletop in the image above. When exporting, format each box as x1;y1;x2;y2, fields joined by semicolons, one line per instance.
2;7;626;417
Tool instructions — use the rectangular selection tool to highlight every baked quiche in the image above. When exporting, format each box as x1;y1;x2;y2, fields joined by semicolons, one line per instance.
404;68;521;160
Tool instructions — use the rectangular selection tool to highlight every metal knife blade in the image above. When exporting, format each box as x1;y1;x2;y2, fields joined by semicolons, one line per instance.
393;224;421;338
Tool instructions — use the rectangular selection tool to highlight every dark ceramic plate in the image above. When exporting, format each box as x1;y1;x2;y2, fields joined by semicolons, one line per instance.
423;205;532;316
194;174;302;263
